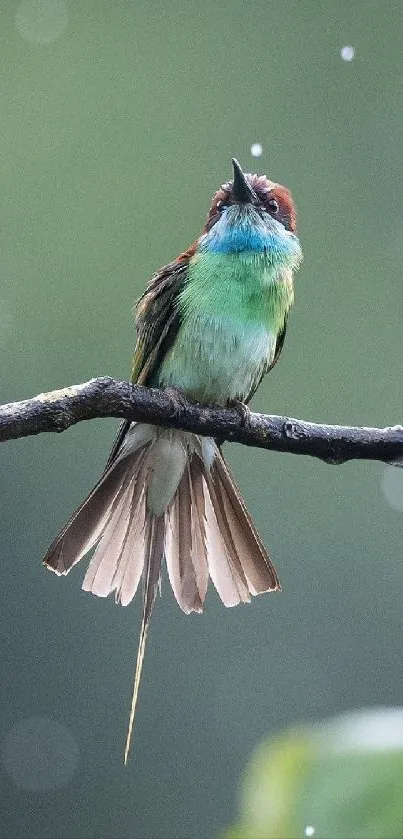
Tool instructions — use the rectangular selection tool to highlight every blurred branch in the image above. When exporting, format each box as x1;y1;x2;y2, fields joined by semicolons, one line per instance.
0;376;402;466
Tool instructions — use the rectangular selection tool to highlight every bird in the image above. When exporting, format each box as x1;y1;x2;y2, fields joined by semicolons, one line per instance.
43;158;302;762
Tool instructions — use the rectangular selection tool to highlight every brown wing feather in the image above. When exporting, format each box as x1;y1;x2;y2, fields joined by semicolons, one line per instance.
131;256;192;386
105;253;192;469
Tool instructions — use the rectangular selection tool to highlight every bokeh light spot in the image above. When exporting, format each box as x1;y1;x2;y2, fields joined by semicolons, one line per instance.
1;716;79;791
250;143;263;158
341;45;355;62
16;0;68;44
323;707;403;752
305;827;315;838
381;466;403;512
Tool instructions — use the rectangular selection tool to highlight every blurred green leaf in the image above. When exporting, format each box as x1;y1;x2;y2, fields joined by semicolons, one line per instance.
223;709;403;839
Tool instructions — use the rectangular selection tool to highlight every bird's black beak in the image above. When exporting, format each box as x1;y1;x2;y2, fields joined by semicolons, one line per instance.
231;158;258;203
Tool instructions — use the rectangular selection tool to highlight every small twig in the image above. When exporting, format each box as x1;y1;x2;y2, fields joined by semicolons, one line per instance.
0;376;402;466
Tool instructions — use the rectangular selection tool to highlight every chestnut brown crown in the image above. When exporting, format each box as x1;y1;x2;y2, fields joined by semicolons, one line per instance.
205;161;297;234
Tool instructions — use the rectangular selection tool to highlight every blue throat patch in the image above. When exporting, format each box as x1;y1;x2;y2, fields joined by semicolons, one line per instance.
199;209;300;258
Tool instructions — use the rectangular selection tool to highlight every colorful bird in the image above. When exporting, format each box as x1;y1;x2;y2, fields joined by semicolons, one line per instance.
44;159;302;762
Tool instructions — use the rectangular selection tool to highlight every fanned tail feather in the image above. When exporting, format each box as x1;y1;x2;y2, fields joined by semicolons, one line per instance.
43;454;137;575
165;465;207;613
187;459;209;606
210;454;281;594
43;423;280;762
43;423;156;576
81;456;149;602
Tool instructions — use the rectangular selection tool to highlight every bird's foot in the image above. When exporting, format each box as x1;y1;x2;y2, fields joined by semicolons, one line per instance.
227;398;251;427
163;386;190;418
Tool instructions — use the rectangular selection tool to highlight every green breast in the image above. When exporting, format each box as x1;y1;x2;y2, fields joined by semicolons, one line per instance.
181;250;293;331
157;250;294;404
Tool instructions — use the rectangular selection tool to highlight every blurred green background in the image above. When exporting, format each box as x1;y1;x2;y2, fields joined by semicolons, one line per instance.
1;1;403;837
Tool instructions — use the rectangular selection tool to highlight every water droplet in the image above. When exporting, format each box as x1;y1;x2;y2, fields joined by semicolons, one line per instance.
305;827;315;838
341;46;355;62
381;466;403;512
250;143;263;158
1;716;79;791
16;0;68;44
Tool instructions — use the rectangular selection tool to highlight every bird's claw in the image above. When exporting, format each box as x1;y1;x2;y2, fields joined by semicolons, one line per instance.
163;387;190;418
227;398;251;427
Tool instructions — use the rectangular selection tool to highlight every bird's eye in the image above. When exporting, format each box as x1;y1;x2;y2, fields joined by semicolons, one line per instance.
267;197;279;214
216;201;226;213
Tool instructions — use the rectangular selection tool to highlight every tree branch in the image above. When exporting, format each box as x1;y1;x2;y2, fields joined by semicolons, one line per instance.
0;376;402;467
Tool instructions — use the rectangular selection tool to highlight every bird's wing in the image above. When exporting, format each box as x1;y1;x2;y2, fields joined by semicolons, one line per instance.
264;320;288;377
243;319;288;406
131;257;190;386
105;255;190;469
